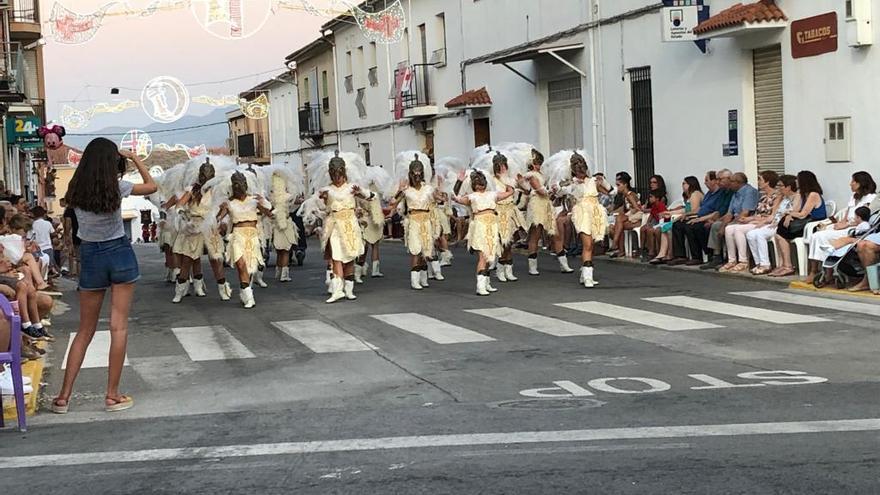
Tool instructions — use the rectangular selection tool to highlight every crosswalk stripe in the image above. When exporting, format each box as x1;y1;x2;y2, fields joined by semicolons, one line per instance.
733;291;880;317
62;331;130;369
171;326;256;362
371;313;495;344
465;307;612;336
556;302;721;331
645;296;829;324
271;320;376;353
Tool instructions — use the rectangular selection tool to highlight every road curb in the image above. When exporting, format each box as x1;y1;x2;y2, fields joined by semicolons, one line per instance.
600;256;795;287
787;280;880;299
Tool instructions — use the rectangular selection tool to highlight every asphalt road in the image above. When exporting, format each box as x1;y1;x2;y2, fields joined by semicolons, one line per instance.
2;242;879;494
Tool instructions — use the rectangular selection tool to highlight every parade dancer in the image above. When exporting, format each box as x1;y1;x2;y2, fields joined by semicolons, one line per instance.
316;152;371;303
171;158;232;303
389;152;443;290
519;149;574;275
550;151;608;288
155;163;188;284
355;166;392;283
453;169;515;295
216;171;273;309
487;151;527;282
265;166;302;283
435;157;467;267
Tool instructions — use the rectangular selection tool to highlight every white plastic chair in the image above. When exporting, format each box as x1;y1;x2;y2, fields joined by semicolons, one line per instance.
624;213;651;257
793;200;838;277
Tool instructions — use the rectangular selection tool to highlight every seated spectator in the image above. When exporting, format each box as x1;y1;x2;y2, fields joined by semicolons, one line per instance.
805;171;876;281
639;190;667;262
720;171;780;272
650;176;704;264
608;172;642;258
702;171;757;270
638;175;668;261
0;246;53;342
0;215;52;291
850;230;880;294
746;174;799;275
772;171;827;277
668;170;732;266
594;173;614;210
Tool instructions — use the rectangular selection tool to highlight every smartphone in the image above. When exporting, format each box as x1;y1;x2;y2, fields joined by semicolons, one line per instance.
117;156;127;174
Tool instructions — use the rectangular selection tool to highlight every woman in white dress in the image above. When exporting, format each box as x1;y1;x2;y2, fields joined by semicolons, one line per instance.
389;154;445;290
806;171;876;281
215;171;274;309
488;152;527;282
551;151;608;288
519;149;575;276
453;169;515;296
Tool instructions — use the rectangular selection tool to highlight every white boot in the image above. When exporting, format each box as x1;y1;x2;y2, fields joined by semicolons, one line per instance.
505;263;518;282
528;258;540;276
582;266;595;288
253;270;268;288
485;275;498;293
371;260;384;278
218;282;232;301
193;278;207;297
496;263;508;282
326;270;333;294
440;250;453;267
344;279;357;300
431;261;444;281
240;286;256;309
420;270;430;288
326;278;345;303
410;271;423;290
427;262;436;280
354;264;365;284
558;255;575;273
476;275;490;296
172;281;190;304
280;267;292;282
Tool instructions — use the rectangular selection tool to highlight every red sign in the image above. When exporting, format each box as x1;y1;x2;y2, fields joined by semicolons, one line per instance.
791;12;838;59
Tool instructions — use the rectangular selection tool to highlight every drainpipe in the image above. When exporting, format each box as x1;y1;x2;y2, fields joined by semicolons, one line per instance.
322;30;342;150
385;41;397;171
587;0;600;170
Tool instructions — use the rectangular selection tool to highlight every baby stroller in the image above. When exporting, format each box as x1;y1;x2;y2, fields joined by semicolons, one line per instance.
813;210;880;289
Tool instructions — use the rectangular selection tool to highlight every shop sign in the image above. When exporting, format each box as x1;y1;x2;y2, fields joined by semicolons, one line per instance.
792;12;838;59
661;2;704;42
5;116;44;151
723;110;739;157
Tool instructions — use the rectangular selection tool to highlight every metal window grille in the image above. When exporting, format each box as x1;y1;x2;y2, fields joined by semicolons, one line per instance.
628;66;655;200
356;89;367;119
368;67;379;87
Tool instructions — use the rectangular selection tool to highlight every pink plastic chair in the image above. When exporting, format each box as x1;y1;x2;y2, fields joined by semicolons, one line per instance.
0;296;27;432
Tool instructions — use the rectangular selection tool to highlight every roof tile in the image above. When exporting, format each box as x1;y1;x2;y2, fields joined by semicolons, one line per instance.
445;87;492;108
693;0;787;35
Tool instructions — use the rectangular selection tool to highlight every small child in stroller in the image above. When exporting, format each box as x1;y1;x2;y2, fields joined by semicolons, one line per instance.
815;207;879;289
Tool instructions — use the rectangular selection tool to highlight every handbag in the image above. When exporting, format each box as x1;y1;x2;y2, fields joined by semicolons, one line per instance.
626;210;644;224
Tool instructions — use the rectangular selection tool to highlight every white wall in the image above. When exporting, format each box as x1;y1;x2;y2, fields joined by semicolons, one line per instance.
267;79;302;167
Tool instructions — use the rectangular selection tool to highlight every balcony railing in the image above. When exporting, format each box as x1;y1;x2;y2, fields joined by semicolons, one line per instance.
12;0;40;23
390;64;433;116
0;43;28;100
298;103;323;137
344;75;354;94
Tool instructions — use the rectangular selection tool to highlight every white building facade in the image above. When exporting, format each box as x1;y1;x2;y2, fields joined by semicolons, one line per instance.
266;74;303;167
318;0;877;205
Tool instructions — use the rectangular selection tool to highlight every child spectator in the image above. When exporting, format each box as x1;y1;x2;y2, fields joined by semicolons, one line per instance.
30;206;56;272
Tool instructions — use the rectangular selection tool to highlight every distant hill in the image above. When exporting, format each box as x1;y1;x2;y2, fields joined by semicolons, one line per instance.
66;107;231;150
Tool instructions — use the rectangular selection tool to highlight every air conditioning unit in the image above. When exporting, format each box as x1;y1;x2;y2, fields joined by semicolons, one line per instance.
430;48;447;68
846;0;873;46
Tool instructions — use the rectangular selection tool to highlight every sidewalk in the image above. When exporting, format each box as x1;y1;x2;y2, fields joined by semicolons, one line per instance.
2;278;75;423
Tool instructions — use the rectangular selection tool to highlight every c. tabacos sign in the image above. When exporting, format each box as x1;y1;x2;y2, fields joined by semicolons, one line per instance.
791;12;838;59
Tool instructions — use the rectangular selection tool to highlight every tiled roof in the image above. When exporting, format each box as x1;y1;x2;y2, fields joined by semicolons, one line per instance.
445;87;492;108
693;0;787;35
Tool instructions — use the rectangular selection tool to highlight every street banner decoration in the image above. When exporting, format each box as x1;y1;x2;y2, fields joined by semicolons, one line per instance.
67;149;83;166
155;143;208;158
240;94;270;120
350;0;406;44
120;129;154;160
141;76;191;124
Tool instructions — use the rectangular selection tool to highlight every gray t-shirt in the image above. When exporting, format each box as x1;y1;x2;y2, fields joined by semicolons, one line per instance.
75;181;134;242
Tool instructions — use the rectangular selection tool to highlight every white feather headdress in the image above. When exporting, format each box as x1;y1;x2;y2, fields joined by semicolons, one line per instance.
308;151;368;194
363;165;395;199
434;156;466;195
544;149;594;188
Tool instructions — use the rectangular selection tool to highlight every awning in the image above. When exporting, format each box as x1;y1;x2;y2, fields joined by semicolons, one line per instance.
486;42;584;65
694;0;787;39
445;87;492;109
6;104;34;115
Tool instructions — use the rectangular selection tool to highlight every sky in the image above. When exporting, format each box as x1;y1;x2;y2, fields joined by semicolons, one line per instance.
42;0;328;131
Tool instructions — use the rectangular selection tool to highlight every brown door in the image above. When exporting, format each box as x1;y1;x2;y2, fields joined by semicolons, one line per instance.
474;118;490;147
